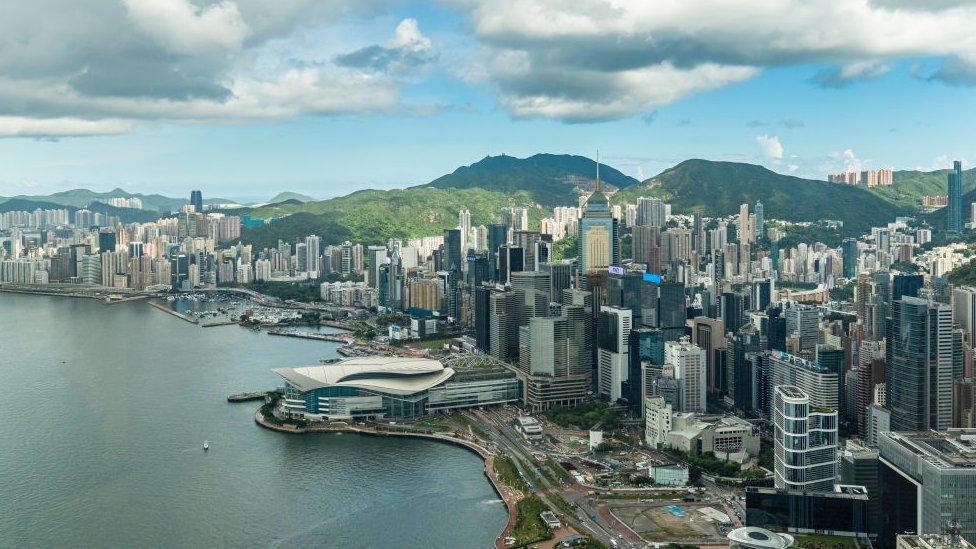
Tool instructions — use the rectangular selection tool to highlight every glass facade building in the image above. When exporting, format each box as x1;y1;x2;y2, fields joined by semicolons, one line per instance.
773;385;838;492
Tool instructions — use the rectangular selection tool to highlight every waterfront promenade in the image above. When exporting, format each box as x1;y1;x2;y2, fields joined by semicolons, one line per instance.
254;411;520;548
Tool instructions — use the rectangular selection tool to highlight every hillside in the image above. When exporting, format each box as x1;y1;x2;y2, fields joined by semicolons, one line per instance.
0;197;158;224
0;188;234;212
238;187;540;247
423;153;638;206
614;159;903;234
267;191;317;204
866;168;976;208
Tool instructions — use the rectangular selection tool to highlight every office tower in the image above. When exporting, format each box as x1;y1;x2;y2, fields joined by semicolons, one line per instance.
624;327;666;414
842;238;858;279
953;286;976;344
839;441;881;538
443;228;462;274
520;316;568;377
189;190;203;213
879;430;976;548
817;344;847;423
761;351;839;415
953;378;976;428
644;396;672;448
692;316;727;394
667;338;707;412
767;307;787;352
366;246;388;289
97;228;116;253
751;280;773;312
785;306;820;352
892;273;923;306
855;341;885;437
466;251;491;288
636;197;667;228
577;172;619;285
608;271;643;319
170;254;188;291
542;261;572;304
658;281;687;340
487;222;508;264
512;230;543;272
497;245;524;284
489;290;522;361
772;385;837;492
720;291;746;334
754;200;764;241
889;296;956;431
474;286;492;352
948;160;964;234
598;306;632;402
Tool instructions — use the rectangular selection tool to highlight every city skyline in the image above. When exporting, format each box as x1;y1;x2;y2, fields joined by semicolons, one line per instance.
2;1;976;197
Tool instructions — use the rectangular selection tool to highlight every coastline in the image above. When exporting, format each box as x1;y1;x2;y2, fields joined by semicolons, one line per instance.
254;410;519;548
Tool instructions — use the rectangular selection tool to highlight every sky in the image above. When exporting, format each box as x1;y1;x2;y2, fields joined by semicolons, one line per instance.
1;0;976;201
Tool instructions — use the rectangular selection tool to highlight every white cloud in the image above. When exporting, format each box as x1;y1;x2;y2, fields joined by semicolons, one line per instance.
756;135;784;159
122;0;249;54
448;0;976;121
0;117;135;138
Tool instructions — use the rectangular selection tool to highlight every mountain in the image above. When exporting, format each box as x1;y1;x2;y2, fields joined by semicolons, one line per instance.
239;187;539;247
0;197;158;224
866;167;976;209
266;191;317;204
613;159;904;234
0;188;234;212
423;153;639;206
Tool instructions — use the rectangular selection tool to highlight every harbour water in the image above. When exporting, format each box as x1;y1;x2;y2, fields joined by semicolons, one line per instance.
0;293;507;548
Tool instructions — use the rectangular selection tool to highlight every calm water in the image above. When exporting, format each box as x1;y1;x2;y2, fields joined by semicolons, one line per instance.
0;294;506;548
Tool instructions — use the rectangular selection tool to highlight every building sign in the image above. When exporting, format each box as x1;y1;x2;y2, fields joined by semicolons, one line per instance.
608;266;625;275
642;273;662;284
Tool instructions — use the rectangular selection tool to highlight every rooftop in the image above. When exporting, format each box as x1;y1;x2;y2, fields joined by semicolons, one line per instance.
273;357;454;396
883;430;976;469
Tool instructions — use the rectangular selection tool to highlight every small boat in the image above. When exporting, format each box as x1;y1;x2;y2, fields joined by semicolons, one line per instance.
203;441;210;451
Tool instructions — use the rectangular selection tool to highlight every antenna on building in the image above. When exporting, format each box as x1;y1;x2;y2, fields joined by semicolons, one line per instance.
595;149;601;193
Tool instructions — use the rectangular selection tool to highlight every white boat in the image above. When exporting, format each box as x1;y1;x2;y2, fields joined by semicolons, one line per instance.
203;441;210;451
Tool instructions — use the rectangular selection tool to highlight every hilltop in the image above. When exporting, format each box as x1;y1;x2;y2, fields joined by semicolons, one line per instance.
613;159;904;234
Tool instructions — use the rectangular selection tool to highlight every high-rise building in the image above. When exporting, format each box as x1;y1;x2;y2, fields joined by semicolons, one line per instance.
878;430;976;548
947;160;964;234
761;351;839;416
755;200;765;241
98;228;116;253
190;190;203;213
667;338;707;412
577;171;619;286
366;246;388;289
888;296;957;431
636;197;667;228
598;306;632;402
842;238;858;279
953;286;976;344
772;385;837;492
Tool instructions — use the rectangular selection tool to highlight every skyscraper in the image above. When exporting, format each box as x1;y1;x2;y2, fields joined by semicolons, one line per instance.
189;190;203;213
598;306;632;402
754;200;764;241
888;296;957;431
948;160;964;234
667;338;707;412
577;166;619;286
773;385;837;492
842;238;858;279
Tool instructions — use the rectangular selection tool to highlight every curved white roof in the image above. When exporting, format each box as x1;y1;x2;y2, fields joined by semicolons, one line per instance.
728;527;794;549
273;357;454;396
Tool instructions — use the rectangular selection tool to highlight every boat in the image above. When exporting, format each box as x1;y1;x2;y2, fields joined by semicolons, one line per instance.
203;441;210;451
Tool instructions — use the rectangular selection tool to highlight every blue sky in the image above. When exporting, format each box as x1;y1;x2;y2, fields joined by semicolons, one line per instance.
0;0;974;201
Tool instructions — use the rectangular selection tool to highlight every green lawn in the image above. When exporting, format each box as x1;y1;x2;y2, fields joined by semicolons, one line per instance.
793;533;861;549
511;496;554;547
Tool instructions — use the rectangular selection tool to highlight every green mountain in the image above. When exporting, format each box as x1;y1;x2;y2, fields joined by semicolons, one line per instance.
423;153;638;206
0;188;234;212
239;187;540;247
866;168;976;208
613;159;904;234
0;197;158;224
266;191;317;204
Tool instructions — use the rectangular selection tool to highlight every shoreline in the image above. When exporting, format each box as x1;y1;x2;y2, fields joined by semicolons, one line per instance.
253;410;519;548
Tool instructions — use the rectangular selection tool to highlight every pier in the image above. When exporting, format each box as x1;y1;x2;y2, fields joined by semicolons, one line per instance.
147;300;199;324
266;329;353;344
227;392;267;403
